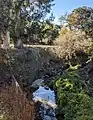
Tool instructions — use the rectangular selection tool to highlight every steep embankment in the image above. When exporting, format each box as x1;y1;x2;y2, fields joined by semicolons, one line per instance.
9;46;66;89
0;48;35;120
8;45;90;92
0;46;67;120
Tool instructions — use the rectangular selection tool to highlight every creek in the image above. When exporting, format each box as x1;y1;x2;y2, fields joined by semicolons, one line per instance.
33;85;57;120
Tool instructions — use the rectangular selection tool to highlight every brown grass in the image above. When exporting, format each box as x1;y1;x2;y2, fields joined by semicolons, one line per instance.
0;79;35;120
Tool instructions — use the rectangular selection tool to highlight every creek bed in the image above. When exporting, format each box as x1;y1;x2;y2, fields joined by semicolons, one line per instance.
33;86;57;120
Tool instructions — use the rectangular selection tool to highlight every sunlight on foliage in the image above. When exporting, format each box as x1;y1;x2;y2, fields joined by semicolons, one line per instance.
54;70;93;120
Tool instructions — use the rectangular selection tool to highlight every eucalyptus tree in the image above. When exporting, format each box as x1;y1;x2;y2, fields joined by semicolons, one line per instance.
0;0;55;48
0;0;12;49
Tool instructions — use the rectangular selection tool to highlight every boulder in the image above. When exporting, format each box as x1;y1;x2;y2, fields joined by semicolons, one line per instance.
31;79;44;88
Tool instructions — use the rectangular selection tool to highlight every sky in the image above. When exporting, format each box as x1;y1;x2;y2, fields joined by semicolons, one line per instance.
52;0;93;24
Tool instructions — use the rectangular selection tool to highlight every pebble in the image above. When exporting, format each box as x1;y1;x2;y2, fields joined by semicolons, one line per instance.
44;115;51;120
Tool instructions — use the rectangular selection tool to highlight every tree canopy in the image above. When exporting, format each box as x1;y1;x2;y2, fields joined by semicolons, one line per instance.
67;6;93;38
59;6;93;39
0;0;60;48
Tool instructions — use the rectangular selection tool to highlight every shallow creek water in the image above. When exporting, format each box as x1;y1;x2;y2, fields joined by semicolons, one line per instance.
33;86;57;120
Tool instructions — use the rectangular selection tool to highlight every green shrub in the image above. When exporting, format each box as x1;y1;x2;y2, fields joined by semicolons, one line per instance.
54;70;93;120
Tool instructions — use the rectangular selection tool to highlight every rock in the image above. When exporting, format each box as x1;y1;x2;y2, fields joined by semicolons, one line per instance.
28;79;44;92
48;109;55;117
30;86;39;92
41;104;50;110
62;63;70;70
44;86;49;90
44;115;51;120
51;117;57;120
31;79;44;88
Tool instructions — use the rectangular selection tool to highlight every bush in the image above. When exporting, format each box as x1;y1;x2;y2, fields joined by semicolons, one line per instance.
55;30;91;52
54;30;92;64
54;69;93;120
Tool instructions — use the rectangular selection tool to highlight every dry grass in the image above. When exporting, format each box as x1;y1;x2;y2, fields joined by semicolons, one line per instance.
0;79;35;120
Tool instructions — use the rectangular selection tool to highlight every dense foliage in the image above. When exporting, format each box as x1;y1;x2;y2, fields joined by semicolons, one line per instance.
59;6;93;39
0;0;60;47
67;6;93;38
54;67;93;120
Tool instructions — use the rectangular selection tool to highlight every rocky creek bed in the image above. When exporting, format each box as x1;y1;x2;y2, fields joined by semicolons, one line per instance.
31;78;57;120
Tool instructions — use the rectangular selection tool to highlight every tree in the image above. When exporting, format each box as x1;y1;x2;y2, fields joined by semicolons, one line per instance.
11;0;55;46
0;0;12;49
67;6;93;38
59;13;68;26
0;0;55;48
41;21;60;45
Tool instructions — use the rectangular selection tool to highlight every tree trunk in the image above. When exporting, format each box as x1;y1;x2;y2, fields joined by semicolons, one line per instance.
1;30;10;49
16;38;23;49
